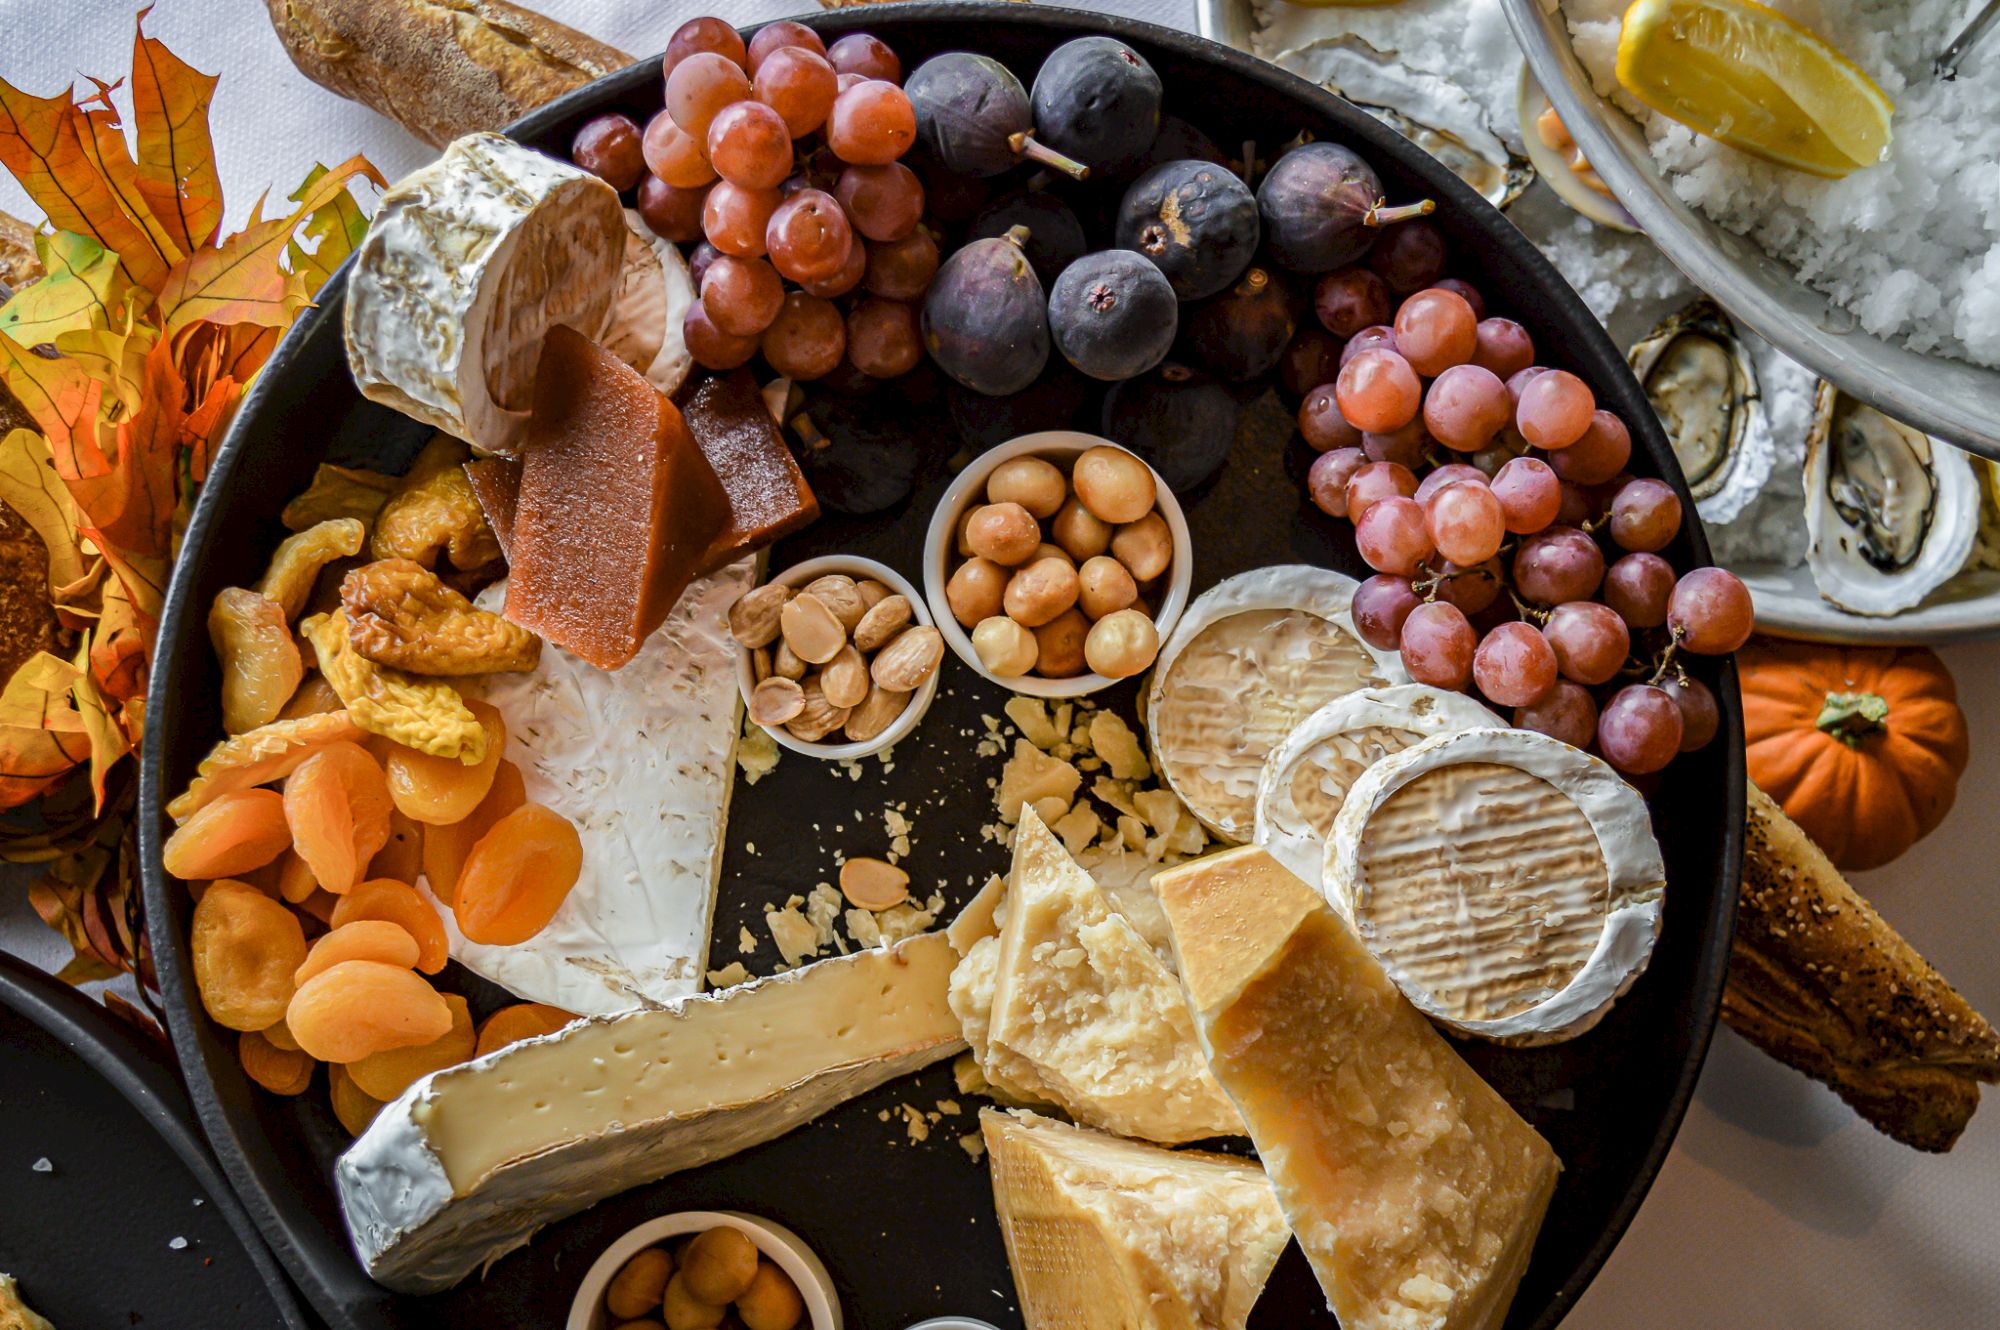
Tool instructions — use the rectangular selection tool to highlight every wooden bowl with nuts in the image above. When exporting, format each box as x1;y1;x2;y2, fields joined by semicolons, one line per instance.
565;1209;840;1330
729;556;943;760
923;433;1193;700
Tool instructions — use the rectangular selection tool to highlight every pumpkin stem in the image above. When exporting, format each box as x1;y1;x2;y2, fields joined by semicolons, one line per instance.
1818;691;1890;746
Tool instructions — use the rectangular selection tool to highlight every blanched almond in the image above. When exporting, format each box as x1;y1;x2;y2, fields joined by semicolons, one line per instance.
728;583;787;649
749;677;806;726
843;685;909;743
870;626;943;692
820;645;871;709
853;594;913;652
779;592;846;664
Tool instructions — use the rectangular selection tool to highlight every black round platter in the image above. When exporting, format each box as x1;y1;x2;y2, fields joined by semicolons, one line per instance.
137;6;1744;1330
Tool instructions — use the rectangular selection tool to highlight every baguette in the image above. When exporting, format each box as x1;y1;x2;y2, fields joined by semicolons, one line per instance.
1726;783;2000;1151
264;0;634;147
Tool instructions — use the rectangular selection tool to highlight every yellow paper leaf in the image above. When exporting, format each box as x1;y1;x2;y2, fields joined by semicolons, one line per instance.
66;634;131;808
0;326;108;459
284;162;371;296
0;427;91;592
0;652;87;734
130;7;223;253
54;318;153;420
0;231;132;343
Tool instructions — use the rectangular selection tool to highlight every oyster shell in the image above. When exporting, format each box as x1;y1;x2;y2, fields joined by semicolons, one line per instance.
1627;299;1773;525
1804;382;1978;616
1274;37;1533;209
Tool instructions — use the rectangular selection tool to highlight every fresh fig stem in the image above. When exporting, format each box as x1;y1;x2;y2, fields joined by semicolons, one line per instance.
1003;224;1034;249
1008;130;1090;181
1364;198;1437;228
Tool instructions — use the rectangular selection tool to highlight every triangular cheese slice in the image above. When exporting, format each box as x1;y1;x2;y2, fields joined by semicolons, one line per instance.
984;808;1243;1144
1155;847;1560;1330
982;1109;1289;1330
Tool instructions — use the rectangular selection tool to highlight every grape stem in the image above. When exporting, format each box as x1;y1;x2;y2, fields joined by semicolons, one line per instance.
1008;131;1090;181
1504;587;1551;625
1364;198;1437;228
1646;630;1687;686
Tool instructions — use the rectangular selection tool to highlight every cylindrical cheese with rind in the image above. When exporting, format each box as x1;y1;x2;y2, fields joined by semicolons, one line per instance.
1327;727;1667;1045
344;133;627;457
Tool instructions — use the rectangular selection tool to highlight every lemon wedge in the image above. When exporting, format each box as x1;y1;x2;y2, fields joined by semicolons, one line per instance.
1616;0;1893;178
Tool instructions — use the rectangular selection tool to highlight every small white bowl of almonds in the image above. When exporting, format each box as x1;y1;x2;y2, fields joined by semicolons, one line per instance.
729;555;944;760
567;1210;839;1330
924;432;1192;699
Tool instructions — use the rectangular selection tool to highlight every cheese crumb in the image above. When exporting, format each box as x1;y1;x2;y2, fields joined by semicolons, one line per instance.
168;1236;188;1251
706;961;752;988
845;908;884;948
1088;712;1151;780
899;1102;931;1143
765;907;821;966
937;1099;963;1115
30;1157;51;1173
996;740;1081;822
737;722;780;784
1053;803;1103;857
958;1133;986;1162
1004;697;1060;750
738;927;758;955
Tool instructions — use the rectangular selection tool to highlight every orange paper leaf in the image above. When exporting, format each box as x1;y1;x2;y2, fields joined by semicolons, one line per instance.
48;333;181;557
130;7;223;253
73;77;186;281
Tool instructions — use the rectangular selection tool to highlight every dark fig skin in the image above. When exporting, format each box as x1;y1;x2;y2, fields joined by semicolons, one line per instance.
922;226;1050;396
1048;250;1179;381
1181;265;1300;382
1121;114;1229;179
969;190;1088;286
1256;141;1434;274
947;362;1091;451
1030;36;1162;174
1101;361;1239;492
906;52;1086;180
1115;159;1259;301
793;394;927;514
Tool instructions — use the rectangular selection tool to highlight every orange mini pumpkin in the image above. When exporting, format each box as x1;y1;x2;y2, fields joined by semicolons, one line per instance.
1741;639;1968;871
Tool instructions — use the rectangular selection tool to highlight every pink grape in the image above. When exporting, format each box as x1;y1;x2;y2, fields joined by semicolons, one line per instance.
1343;460;1418;524
1515;679;1598;749
1665;675;1721;751
1471;437;1524;476
1355;496;1436;576
1315;267;1392;338
1415;463;1487;505
1513;526;1605;605
1339;324;1397;367
1400;601;1476;689
1556;479;1598;526
1425;481;1506;565
1353;575;1421;651
1423;363;1512;451
1432;277;1483;318
1542;601;1630;685
1473;621;1558;707
1603;552;1676;628
1362;422;1427;467
1609;477;1683;552
1300;387;1363;452
1307;447;1367;518
1505;365;1546;409
1470;318;1534;379
1490;456;1561;533
1515;369;1595;449
1668;567;1754;654
1547;410;1632;484
1434;559;1502;615
1393;288;1478;377
1335;349;1422;433
1598;684;1684;774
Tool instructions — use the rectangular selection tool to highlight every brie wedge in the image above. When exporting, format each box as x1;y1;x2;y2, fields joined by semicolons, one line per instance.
1327;728;1666;1044
438;565;749;1016
344;132;626;456
982;1109;1289;1330
1147;566;1401;843
1254;685;1500;894
337;933;964;1293
1156;847;1559;1330
600;208;695;396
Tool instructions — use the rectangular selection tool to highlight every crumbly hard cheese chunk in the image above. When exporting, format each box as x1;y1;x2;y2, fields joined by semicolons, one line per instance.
1156;847;1559;1330
983;1109;1290;1330
996;740;1081;823
0;1275;54;1330
337;934;965;1293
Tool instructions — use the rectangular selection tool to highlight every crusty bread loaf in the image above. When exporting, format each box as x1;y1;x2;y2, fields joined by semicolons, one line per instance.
264;0;633;147
1727;784;2000;1151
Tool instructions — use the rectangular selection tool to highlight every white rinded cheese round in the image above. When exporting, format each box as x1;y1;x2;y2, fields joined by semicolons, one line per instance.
600;208;695;397
1326;727;1666;1045
1253;684;1500;894
1144;566;1403;843
344;132;627;457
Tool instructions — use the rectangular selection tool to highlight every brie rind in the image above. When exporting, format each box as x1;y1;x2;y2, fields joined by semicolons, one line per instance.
1146;566;1402;844
440;565;749;1016
1327;728;1666;1045
344;132;626;456
600;208;695;397
982;1108;1290;1330
337;933;964;1293
1254;685;1500;895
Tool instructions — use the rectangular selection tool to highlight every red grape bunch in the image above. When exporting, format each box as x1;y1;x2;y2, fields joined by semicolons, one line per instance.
569;17;931;386
1295;230;1746;777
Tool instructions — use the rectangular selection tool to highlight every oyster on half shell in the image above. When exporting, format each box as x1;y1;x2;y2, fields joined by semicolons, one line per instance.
1627;299;1773;525
1804;382;1979;616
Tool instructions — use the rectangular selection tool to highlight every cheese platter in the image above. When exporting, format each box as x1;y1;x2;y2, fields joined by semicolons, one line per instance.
137;7;1744;1330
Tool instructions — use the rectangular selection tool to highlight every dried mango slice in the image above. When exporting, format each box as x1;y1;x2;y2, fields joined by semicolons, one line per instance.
302;610;486;763
208;588;306;734
256;518;366;621
341;559;541;676
282;464;400;533
167;710;364;824
371;435;502;572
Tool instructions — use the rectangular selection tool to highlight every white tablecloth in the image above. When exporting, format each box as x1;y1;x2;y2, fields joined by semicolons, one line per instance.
1;0;1994;1324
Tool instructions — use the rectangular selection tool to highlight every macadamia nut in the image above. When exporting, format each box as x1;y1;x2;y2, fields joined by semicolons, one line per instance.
986;456;1067;518
1050;495;1112;560
1076;555;1138;620
972;616;1038;677
946;558;1007;628
1111;511;1173;582
1034;608;1090;677
1084;608;1160;678
1072;446;1156;524
964;502;1041;565
1003;557;1081;628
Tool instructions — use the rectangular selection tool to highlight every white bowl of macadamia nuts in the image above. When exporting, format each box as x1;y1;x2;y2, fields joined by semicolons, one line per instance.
924;433;1192;700
730;555;943;760
567;1210;840;1330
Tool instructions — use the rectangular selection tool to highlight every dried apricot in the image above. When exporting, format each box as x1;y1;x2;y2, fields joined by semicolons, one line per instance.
167;711;363;823
421;759;527;904
256;518;366;622
385;701;505;826
279;675;343;720
330;878;449;973
342;559;541;676
452;804;584;946
372;808;424;883
163;789;292;881
239;1029;314;1095
371;434;501;571
287;960;453;1063
473;1002;575;1057
302;610;486;761
191;881;308;1032
328;1063;386;1136
284;742;393;892
282;464;399;534
209;588;306;735
295;919;422;987
347;993;475;1100
263;1017;302;1052
295;888;341;926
